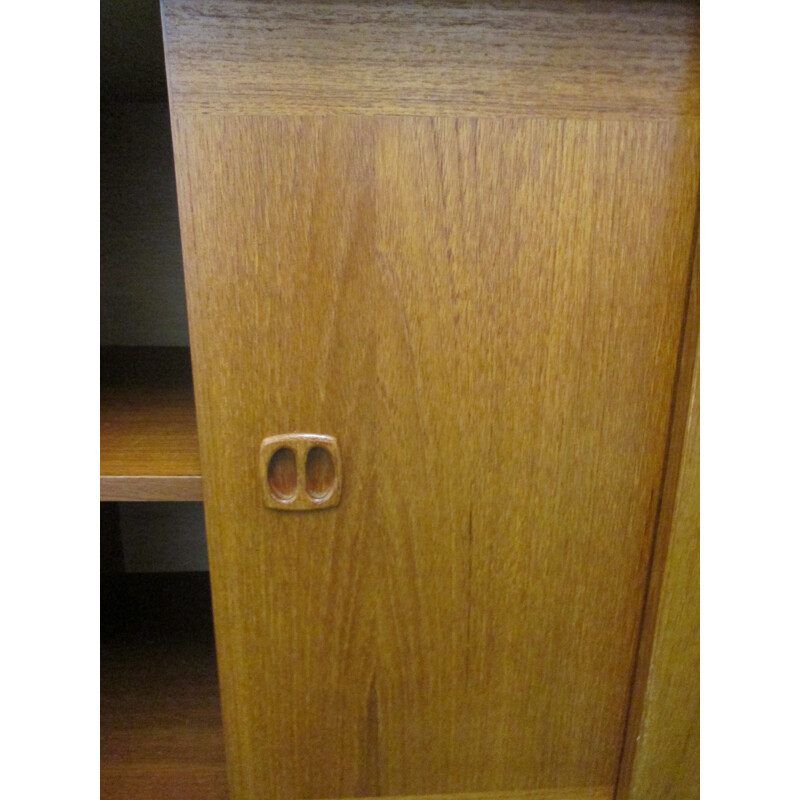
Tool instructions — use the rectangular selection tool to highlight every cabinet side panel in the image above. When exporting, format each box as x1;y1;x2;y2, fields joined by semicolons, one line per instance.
171;114;699;799
616;245;700;800
630;357;699;800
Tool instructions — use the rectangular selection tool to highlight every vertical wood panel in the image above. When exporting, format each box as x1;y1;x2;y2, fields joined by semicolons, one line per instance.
616;240;700;800
617;357;699;800
172;113;699;799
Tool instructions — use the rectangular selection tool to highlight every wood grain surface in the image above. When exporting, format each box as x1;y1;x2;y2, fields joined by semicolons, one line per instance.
625;357;699;800
101;347;203;501
170;111;699;798
161;0;698;118
320;791;612;800
100;474;203;501
616;241;699;800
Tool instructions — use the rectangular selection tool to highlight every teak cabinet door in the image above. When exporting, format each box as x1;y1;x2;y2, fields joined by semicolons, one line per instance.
162;2;699;799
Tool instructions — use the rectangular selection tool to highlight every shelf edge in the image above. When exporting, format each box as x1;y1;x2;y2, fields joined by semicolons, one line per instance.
101;476;204;502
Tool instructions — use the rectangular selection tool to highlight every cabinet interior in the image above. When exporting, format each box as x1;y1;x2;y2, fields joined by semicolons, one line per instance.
101;1;221;797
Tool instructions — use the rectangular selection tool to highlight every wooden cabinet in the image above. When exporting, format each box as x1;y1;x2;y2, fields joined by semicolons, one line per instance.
160;2;699;799
102;1;699;798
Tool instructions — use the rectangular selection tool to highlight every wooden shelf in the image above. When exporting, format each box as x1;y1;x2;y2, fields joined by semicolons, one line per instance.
101;347;203;501
101;572;227;799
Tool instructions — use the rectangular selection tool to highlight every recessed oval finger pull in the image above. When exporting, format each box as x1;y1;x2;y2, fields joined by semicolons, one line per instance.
259;434;342;510
266;447;297;502
305;446;336;500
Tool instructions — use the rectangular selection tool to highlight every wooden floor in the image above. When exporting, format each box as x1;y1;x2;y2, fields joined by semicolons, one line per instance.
101;572;228;800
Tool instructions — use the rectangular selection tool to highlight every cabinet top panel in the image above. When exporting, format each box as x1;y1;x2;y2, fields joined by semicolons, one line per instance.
161;0;698;119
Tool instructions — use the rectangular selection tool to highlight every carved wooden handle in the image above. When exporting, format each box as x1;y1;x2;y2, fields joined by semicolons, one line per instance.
259;434;342;510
